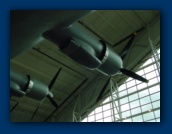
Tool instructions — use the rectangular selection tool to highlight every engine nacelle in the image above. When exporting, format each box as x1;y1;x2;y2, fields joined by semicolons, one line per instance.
43;23;123;76
10;70;52;100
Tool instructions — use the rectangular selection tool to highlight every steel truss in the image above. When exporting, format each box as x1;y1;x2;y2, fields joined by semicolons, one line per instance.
110;79;123;122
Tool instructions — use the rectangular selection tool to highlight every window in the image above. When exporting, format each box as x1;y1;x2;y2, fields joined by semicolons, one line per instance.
139;90;149;98
96;113;103;120
149;85;160;94
103;110;111;118
119;90;127;97
121;104;130;111
103;104;110;111
88;115;95;122
128;86;137;94
95;107;102;114
132;115;143;122
82;48;160;122
140;96;151;105
129;93;138;101
143;112;154;121
104;116;113;122
152;100;160;109
120;97;129;105
131;107;141;115
141;104;152;112
151;92;160;101
154;110;160;118
130;100;140;109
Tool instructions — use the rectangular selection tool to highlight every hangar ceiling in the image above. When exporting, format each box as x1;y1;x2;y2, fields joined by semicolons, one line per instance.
10;10;160;122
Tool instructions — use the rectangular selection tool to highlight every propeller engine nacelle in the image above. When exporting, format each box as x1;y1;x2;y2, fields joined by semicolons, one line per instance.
43;23;123;76
43;23;148;83
10;70;53;100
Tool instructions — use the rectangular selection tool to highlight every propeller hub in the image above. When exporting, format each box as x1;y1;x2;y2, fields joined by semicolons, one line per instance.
48;91;53;98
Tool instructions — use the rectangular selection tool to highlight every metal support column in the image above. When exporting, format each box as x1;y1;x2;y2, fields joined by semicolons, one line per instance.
110;79;123;122
72;96;81;122
110;79;116;122
114;82;123;120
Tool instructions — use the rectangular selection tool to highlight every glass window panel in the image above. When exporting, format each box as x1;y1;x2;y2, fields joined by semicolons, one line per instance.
126;77;133;82
112;116;116;122
96;112;103;120
96;119;103;122
143;112;154;121
152;100;160;109
140;96;151;105
156;69;160;77
127;80;135;88
157;76;160;82
154;110;160;118
104;116;112;122
132;115;143;122
88;115;95;122
123;118;132;122
137;83;147;90
130;100;140;109
135;79;143;85
119;90;127;97
139;90;149;98
148;78;158;86
102;97;110;104
156;118;160;122
128;86;137;94
120;97;129;105
147;120;156;122
158;49;160;53
115;114;120;119
136;70;144;76
122;110;131;118
129;93;138;101
112;107;118;114
153;64;158;69
82;48;160;122
95;107;102;113
149;85;160;94
145;71;157;79
151;57;155;62
103;110;111;118
131;107;141;115
142;58;152;67
155;69;160;75
119;84;126;91
151;92;160;101
121;103;130;111
103;104;110;111
141;104;152;112
82;118;87;122
144;65;154;73
89;111;94;116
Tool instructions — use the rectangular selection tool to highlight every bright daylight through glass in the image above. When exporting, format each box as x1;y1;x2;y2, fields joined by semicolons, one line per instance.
82;48;160;122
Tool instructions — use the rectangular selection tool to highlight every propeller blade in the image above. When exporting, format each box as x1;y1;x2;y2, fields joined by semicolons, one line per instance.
120;68;149;83
120;34;135;60
48;68;62;90
31;99;44;120
113;27;145;60
113;27;145;47
31;68;61;120
47;95;59;109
